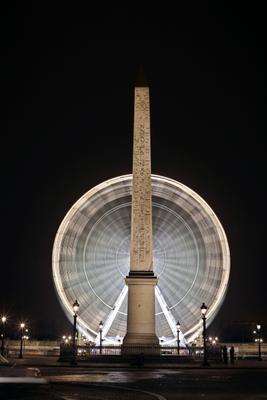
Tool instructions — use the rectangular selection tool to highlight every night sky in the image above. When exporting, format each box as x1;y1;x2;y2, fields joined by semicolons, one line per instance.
1;3;267;340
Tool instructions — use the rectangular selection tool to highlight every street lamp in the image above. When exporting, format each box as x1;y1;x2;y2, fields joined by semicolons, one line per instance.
99;321;103;355
256;324;262;361
201;303;209;367
71;300;79;366
19;323;25;359
176;321;181;355
1;316;7;356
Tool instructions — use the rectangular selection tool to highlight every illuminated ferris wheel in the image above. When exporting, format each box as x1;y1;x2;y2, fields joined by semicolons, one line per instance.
52;174;230;345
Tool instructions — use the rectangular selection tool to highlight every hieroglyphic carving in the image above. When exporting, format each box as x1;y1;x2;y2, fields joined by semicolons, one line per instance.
130;86;153;271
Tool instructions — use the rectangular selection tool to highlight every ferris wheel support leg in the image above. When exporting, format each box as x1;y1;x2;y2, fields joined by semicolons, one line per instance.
155;286;187;347
95;286;128;344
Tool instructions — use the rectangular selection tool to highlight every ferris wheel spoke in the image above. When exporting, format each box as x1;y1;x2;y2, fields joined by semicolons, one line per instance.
95;285;128;344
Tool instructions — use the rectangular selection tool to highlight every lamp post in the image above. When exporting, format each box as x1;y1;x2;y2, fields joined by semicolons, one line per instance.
99;321;103;355
256;324;262;361
71;300;79;366
19;323;25;359
176;321;180;356
201;303;209;367
1;316;6;356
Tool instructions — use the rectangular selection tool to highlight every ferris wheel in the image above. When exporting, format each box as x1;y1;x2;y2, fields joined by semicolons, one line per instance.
52;174;230;345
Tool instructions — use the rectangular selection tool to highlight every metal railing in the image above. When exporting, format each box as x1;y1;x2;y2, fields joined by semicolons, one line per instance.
75;345;190;357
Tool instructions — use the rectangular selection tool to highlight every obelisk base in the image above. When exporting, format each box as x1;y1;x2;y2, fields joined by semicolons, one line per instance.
122;273;160;355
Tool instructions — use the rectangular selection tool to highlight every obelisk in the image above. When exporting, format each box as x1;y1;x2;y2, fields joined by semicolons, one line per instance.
123;69;159;353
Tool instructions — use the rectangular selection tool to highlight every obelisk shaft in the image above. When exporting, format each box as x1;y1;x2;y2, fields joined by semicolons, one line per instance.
130;84;153;271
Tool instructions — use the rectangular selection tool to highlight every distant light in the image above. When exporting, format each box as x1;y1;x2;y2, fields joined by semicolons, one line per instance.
20;323;25;329
215;337;218;341
1;316;7;323
257;324;261;331
212;340;216;345
209;337;212;341
253;330;256;334
62;335;66;340
68;336;71;340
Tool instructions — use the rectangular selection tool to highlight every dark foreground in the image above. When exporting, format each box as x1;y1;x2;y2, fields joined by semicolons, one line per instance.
1;357;267;399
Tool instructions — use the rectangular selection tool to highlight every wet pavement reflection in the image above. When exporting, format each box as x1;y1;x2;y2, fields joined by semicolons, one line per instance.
46;370;165;383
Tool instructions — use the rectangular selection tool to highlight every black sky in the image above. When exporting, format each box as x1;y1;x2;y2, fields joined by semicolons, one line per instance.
1;3;267;339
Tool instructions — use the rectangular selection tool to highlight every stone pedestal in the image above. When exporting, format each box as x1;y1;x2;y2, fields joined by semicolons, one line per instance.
122;272;160;354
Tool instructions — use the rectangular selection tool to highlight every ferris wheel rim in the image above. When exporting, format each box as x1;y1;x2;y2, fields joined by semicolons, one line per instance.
52;174;230;343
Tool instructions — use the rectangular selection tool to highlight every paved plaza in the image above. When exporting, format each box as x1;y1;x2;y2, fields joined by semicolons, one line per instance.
1;357;267;399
